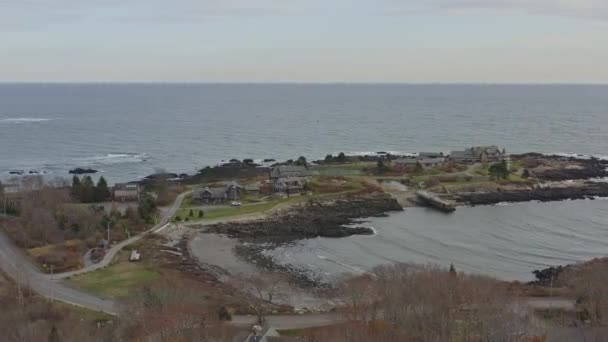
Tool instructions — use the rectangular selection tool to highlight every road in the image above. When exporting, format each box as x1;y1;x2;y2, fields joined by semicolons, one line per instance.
0;191;190;315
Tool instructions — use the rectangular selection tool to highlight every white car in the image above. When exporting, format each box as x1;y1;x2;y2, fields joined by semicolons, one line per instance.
231;201;242;207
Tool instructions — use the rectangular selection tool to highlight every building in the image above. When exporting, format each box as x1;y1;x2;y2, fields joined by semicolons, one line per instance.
450;146;506;163
223;181;243;200
273;177;306;194
269;165;311;194
113;183;141;202
192;187;228;204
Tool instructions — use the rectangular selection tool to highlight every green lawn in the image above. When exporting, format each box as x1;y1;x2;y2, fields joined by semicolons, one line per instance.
66;259;160;299
203;196;304;220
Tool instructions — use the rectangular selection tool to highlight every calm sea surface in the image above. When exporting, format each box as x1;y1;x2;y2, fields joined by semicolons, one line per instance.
1;83;607;280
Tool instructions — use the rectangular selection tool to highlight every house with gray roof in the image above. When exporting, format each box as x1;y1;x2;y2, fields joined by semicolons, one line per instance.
269;165;311;194
450;146;506;163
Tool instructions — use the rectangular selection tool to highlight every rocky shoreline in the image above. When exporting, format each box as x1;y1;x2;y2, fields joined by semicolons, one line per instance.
455;182;608;206
206;193;403;240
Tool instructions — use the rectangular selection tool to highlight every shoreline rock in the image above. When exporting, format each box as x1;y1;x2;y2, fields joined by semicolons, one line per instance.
206;194;403;240
68;168;98;174
455;183;608;206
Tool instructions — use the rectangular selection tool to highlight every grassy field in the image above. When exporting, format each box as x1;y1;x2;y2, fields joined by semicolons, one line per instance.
66;252;160;299
202;196;305;220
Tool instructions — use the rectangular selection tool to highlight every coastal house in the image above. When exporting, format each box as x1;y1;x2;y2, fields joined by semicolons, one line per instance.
113;183;141;202
223;181;243;200
269;165;311;194
450;146;506;163
192;181;243;204
193;187;228;204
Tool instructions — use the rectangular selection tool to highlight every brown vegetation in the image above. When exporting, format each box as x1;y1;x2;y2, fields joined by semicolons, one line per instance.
314;264;543;341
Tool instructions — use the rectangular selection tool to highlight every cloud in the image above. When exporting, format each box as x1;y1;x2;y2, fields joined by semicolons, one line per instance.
382;0;608;22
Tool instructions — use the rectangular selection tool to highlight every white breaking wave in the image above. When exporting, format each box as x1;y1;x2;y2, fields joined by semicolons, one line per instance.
0;117;52;124
549;152;608;161
76;153;148;165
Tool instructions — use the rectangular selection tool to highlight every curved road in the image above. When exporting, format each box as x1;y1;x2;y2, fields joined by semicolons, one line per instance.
0;191;190;315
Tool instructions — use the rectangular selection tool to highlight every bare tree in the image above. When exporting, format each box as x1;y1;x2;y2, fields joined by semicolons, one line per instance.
231;272;286;325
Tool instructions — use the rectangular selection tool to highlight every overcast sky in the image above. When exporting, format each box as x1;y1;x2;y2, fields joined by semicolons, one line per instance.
1;0;607;82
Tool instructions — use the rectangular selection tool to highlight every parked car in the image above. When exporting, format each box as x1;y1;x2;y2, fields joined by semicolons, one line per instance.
231;201;242;207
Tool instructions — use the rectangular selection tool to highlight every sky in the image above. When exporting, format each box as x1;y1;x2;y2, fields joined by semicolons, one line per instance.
1;0;608;83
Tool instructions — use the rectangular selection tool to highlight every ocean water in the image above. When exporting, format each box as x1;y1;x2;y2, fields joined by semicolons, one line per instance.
2;83;607;280
1;83;607;183
264;199;608;282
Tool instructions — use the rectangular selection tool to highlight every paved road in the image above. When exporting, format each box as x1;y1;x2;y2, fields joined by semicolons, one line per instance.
0;191;190;315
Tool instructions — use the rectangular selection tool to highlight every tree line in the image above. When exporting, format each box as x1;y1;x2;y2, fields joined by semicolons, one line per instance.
71;175;111;203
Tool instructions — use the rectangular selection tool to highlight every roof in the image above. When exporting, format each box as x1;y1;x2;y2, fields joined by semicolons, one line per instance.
193;187;227;199
450;150;475;159
270;165;311;178
114;183;139;190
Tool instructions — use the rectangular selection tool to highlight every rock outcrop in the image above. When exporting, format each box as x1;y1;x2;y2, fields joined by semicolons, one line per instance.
207;194;403;240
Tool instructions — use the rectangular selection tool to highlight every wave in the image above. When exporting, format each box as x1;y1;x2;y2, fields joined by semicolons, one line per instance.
548;152;608;161
76;153;148;165
339;151;419;157
0;117;52;124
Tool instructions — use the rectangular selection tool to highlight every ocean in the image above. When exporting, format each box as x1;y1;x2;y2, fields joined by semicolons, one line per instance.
2;83;607;280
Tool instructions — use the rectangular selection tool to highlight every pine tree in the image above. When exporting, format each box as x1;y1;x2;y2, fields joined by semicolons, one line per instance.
95;176;111;202
449;263;457;277
71;175;81;199
80;176;96;203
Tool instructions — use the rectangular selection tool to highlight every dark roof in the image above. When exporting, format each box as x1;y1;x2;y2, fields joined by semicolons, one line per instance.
193;187;227;199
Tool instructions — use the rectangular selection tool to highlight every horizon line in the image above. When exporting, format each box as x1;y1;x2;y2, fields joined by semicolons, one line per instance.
1;81;608;86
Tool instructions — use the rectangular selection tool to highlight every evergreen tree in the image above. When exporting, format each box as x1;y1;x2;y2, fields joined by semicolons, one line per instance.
138;192;157;223
94;176;111;202
295;156;308;167
71;175;81;199
80;176;96;203
336;152;347;163
449;263;457;276
325;154;334;163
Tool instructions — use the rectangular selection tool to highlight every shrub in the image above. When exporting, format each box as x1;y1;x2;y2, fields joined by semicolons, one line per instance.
175;216;182;222
188;209;194;217
198;210;204;218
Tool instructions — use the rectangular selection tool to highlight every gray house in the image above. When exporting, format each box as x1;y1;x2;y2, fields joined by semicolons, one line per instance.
113;183;141;202
193;187;228;204
269;165;311;194
450;146;506;163
192;181;243;204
